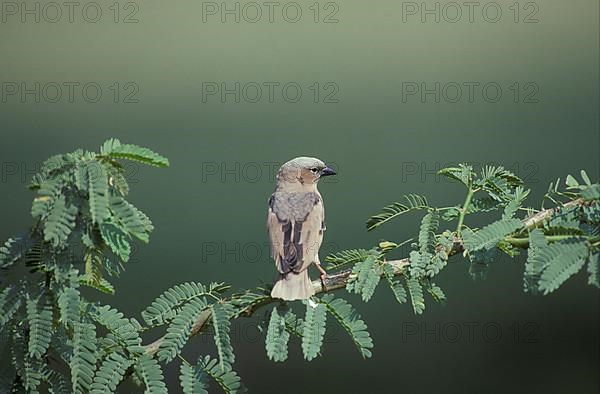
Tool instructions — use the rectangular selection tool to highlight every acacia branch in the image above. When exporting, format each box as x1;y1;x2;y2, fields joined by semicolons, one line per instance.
143;198;588;357
144;259;410;356
523;198;583;229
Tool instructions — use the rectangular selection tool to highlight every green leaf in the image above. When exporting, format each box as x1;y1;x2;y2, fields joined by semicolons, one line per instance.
408;250;431;279
538;239;589;294
99;222;131;262
46;370;71;394
106;164;130;196
23;358;45;393
74;159;89;192
142;282;227;326
26;296;53;359
31;177;64;219
418;211;439;253
383;264;407;304
524;229;548;293
469;197;502;213
441;197;500;221
544;226;586;236
211;302;235;370
0;236;33;269
109;196;154;242
582;203;600;224
70;322;97;393
82;246;103;283
229;290;270;319
366;194;429;231
405;277;425;315
23;239;44;271
345;255;381;302
90;352;133;393
324;248;374;270
301;300;327;361
282;309;304;340
58;288;81;330
580;170;592;186
463;218;522;252
360;264;381;302
265;305;290;362
502;186;530;219
477;166;523;201
11;326;45;393
135;355;168;394
39;151;81;176
565;174;579;188
79;276;115;295
157;298;208;363
580;184;600;201
438;164;474;187
43;195;78;248
0;285;22;329
88;305;143;354
179;361;209;394
426;252;448;277
441;207;460;221
320;294;373;358
547;205;581;229
10;329;26;386
196;355;245;394
101;138;169;167
88;160;110;224
479;166;523;187
424;281;446;303
52;264;80;286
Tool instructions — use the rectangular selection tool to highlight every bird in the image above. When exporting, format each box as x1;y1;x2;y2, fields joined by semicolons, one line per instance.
267;157;337;301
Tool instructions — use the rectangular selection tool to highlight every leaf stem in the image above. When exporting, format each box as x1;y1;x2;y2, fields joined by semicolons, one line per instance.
178;354;191;366
456;187;476;235
505;234;595;248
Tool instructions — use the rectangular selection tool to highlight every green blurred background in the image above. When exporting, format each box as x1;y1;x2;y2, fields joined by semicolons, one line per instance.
1;0;598;392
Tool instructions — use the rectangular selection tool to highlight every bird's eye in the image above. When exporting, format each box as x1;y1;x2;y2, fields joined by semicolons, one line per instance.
310;167;319;173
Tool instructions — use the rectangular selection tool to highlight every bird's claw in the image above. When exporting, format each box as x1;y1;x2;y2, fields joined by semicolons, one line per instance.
320;272;328;290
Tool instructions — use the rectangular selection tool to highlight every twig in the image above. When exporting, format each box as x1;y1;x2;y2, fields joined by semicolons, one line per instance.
523;198;583;229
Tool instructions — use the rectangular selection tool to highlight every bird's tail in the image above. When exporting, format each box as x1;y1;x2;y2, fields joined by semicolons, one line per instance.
271;270;314;301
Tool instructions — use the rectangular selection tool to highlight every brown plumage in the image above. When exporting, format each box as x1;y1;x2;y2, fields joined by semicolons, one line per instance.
267;157;336;300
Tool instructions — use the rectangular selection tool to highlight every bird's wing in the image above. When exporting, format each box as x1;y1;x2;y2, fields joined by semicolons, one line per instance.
267;192;324;274
298;196;325;271
267;200;287;273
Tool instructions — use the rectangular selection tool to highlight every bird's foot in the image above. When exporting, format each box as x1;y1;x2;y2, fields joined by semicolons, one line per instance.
315;263;328;290
319;272;328;291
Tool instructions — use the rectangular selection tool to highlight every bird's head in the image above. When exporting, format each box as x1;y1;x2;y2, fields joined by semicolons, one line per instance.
276;157;336;187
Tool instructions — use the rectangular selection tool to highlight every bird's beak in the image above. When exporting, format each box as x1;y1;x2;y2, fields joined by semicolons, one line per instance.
320;166;337;177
